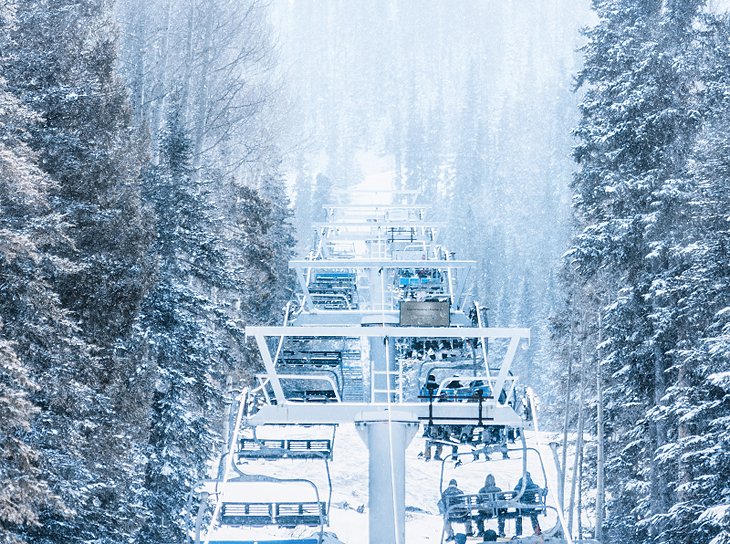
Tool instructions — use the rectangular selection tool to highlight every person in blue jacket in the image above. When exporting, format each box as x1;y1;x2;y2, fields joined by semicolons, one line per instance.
420;374;439;401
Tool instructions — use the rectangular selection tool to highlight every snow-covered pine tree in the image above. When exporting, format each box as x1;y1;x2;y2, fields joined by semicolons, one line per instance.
569;0;706;541
655;13;730;543
421;89;445;205
445;60;487;279
2;2;154;541
0;68;64;542
6;0;154;351
292;158;314;253
209;158;296;345
312;173;333;223
256;166;297;316
137;100;231;544
0;338;47;543
403;83;427;196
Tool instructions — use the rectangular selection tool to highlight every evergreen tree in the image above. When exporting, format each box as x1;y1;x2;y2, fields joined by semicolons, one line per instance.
312;173;333;223
567;1;711;541
403;84;427;195
256;166;297;317
292;159;314;253
137;102;230;543
3;2;154;540
656;14;730;542
0;71;62;543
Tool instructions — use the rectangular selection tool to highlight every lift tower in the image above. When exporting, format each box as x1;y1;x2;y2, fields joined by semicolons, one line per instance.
240;193;530;544
203;192;536;544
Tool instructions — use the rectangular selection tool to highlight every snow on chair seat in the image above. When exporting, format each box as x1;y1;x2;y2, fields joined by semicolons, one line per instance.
219;501;326;528
310;293;354;310
276;502;327;527
206;540;319;544
289;389;338;402
237;438;332;460
281;350;343;367
287;438;332;455
221;502;274;526
313;271;356;283
260;374;342;404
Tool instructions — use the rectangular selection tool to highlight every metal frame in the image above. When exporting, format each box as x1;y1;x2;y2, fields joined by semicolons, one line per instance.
235;189;554;544
245;326;529;427
313;221;445;229
290;259;474;268
290;259;475;312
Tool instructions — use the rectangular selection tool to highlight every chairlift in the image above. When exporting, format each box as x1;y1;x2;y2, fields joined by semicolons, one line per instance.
254;374;342;404
196;478;328;544
237;192;555;543
237;425;337;461
435;432;563;543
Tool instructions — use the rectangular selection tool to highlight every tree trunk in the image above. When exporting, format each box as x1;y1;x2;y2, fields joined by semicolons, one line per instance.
650;342;668;541
577;437;584;539
180;0;196;123
129;0;147;125
192;3;212;176
560;307;575;514
149;0;173;161
595;309;605;541
567;321;586;537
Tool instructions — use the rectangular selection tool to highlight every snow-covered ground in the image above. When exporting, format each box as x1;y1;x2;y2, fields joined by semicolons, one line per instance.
206;425;564;543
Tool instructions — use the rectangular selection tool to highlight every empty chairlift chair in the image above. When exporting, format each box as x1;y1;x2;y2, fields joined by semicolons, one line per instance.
308;272;357;310
237;426;336;461
196;478;329;544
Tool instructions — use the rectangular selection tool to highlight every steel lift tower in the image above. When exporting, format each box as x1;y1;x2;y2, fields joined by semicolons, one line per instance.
199;191;564;544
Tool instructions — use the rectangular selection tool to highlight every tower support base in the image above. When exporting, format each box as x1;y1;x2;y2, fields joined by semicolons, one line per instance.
356;415;419;544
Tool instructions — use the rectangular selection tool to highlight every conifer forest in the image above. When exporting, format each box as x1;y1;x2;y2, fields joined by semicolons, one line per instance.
0;1;728;544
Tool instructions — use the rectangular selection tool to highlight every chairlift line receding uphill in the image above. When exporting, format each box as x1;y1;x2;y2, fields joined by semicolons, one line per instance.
194;190;587;544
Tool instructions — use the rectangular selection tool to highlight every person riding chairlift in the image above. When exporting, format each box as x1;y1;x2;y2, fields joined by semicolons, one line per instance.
438;479;473;541
514;472;542;536
475;474;506;538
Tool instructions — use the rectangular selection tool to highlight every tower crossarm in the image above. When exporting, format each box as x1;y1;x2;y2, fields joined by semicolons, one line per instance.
289;259;475;269
246;325;529;413
313;221;445;228
245;400;524;427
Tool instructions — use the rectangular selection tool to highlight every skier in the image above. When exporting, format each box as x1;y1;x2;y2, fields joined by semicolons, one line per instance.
420;374;439;401
420;375;443;461
475;474;506;538
438;479;473;541
423;425;451;461
421;426;442;461
514;472;542;536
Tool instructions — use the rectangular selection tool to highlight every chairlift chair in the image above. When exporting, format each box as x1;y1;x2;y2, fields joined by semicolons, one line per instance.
434;433;562;543
196;479;328;544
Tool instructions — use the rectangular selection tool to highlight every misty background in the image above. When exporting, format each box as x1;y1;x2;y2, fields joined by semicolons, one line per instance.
271;0;592;400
